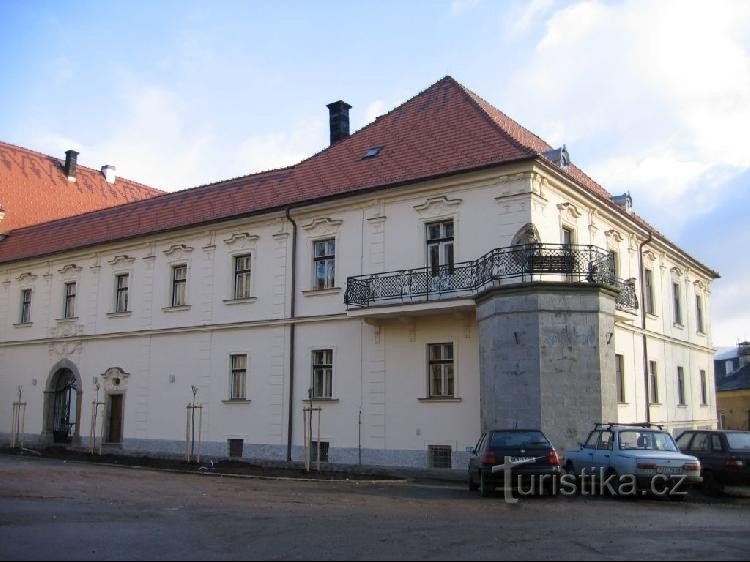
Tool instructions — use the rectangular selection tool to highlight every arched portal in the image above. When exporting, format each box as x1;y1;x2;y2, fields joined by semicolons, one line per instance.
43;360;83;444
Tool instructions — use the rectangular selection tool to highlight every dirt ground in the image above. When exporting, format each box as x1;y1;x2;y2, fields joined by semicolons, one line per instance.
0;454;748;561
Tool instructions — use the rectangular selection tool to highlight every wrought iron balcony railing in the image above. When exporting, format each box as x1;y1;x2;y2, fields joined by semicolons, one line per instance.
344;243;639;313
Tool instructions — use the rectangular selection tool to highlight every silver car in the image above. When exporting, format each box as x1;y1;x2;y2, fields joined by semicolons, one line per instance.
565;423;702;499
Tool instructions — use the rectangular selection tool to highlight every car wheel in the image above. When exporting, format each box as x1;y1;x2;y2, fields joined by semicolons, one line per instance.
480;471;492;498
468;470;479;492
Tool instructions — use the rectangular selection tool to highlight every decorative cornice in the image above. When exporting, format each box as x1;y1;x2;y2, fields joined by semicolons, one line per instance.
694;279;706;290
413;196;463;218
17;272;38;282
223;233;260;246
670;266;683;277
108;255;137;266
58;264;82;275
604;229;624;243
557;201;583;220
302;217;344;238
644;249;658;263
163;244;194;256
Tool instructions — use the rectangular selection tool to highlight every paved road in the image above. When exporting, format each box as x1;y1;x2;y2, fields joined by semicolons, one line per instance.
0;455;748;561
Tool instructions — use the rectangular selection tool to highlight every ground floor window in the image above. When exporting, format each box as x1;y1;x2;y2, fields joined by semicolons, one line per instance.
428;445;452;469
310;441;329;463
228;439;244;458
230;355;247;400
428;343;454;398
312;350;333;399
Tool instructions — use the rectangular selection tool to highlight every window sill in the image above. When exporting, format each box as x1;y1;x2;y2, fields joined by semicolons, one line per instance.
677;404;689;408
162;305;191;313
106;311;132;318
649;402;663;407
13;322;33;328
222;399;251;405
223;297;258;306
673;323;685;330
56;317;79;323
302;288;342;297
646;313;659;320
303;398;339;404
617;402;630;406
696;331;707;337
419;397;462;403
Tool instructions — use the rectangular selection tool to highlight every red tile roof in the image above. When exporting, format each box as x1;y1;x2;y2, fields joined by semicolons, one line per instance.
0;141;162;234
0;77;719;277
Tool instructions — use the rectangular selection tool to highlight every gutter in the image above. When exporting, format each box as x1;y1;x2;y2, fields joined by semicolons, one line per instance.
285;208;298;462
639;230;653;424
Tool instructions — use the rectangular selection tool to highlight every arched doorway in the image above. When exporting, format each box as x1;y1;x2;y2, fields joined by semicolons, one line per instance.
43;360;83;445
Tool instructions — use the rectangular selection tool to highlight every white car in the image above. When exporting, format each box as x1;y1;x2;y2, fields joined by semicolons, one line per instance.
565;423;702;500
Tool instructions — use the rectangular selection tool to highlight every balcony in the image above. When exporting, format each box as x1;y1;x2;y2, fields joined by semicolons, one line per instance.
345;243;639;313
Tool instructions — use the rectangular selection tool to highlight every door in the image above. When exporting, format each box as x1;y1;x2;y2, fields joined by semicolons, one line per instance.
592;431;615;478
108;395;123;444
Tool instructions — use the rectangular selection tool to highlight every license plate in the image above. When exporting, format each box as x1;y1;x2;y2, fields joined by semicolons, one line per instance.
510;457;536;464
657;467;683;475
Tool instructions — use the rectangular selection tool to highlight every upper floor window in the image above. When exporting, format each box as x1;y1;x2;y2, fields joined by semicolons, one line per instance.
234;254;252;299
615;354;626;403
700;370;708;406
649;360;659;404
673;282;682;325
230;354;247;400
312;349;333;399
609;250;619;279
428;343;455;398
696;294;705;333
644;269;655;315
677;367;687;406
427;220;454;277
313;239;336;290
63;282;77;319
20;289;32;324
171;264;187;307
115;274;129;313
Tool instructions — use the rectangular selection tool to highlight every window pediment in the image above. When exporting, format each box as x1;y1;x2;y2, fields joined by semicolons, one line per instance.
108;255;136;267
604;229;624;243
302;218;343;238
413;196;462;219
557;202;583;220
163;244;194;257
58;264;82;275
17;272;38;282
223;233;260;248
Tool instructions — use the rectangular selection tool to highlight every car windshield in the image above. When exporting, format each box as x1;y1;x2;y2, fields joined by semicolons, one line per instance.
490;431;548;448
619;431;678;452
726;433;750;450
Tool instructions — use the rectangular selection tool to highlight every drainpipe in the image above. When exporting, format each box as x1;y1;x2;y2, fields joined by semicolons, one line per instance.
639;230;653;425
285;208;298;462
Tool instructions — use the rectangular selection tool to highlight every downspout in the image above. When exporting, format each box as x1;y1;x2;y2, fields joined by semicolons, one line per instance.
639;230;653;424
285;208;298;462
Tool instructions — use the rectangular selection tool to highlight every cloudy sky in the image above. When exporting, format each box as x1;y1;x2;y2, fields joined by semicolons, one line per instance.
1;0;748;346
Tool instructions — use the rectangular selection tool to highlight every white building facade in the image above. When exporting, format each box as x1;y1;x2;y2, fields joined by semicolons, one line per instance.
0;78;718;468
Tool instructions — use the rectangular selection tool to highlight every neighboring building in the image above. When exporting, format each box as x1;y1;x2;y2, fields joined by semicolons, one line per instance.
715;344;744;381
0;77;719;468
0;141;162;233
717;342;750;430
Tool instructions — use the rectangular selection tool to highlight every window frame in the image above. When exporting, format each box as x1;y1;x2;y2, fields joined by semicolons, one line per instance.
171;264;188;307
229;354;248;401
233;253;253;300
696;294;705;334
700;369;709;406
644;268;655;315
672;281;682;325
312;239;336;291
20;288;32;324
427;342;456;398
426;220;455;278
63;281;77;319
311;349;334;400
615;354;626;404
114;273;130;313
677;366;687;406
649;360;659;404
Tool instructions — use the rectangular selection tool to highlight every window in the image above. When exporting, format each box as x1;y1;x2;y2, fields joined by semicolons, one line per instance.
233;254;252;299
676;432;693;450
363;146;383;159
312;349;333;399
584;431;601;449
673;282;682;325
681;375;694;404
310;441;330;463
615;354;626;403
598;431;614;451
428;343;455;398
313;239;336;290
426;220;454;277
115;274;129;313
649;360;659;404
63;282;77;319
696;295;705;333
428;445;452;469
720;412;727;429
20;289;32;324
644;269;655;315
562;227;575;281
609;250;619;279
228;439;244;458
725;360;735;376
700;370;708;406
171;264;187;307
711;435;724;452
229;354;247;400
692;433;711;452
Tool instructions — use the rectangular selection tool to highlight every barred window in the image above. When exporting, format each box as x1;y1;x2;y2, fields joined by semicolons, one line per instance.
616;354;626;403
20;289;32;324
429;445;452;469
234;254;252;299
115;274;129;313
426;220;454;277
313;239;336;290
312;349;333;399
63;282;77;319
428;343;455;398
171;265;187;307
229;354;247;400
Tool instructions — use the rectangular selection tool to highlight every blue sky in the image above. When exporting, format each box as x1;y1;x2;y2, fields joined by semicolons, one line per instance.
1;0;748;346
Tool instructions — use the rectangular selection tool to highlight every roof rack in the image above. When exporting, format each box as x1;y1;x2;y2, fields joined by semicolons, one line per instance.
595;422;665;431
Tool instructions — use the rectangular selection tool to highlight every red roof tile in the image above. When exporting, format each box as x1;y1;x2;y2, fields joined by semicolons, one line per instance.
0;77;719;277
0;141;162;234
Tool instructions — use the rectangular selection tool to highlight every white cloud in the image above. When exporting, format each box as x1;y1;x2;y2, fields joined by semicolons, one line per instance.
361;100;388;128
509;0;557;35
505;0;750;226
450;0;483;16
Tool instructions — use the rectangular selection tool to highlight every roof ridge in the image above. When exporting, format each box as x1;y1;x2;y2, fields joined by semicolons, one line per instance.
0;139;164;194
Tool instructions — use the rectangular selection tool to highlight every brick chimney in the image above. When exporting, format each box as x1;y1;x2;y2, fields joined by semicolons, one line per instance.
327;100;352;145
64;150;79;182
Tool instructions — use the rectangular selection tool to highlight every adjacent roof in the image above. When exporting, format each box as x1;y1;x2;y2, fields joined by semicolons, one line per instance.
0;140;162;233
0;77;719;278
717;365;750;392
